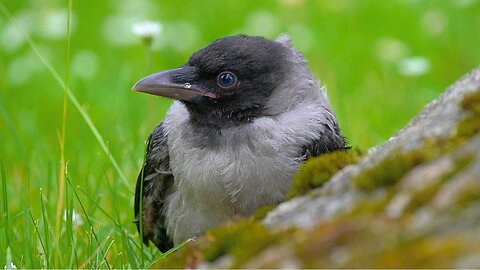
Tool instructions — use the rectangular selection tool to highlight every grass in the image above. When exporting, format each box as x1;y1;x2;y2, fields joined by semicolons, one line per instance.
0;0;479;268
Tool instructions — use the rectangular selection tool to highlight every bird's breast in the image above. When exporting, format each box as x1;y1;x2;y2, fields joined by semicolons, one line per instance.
168;126;300;215
163;113;303;217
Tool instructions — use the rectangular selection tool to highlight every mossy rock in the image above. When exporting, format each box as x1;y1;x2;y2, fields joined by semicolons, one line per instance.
154;219;296;268
153;68;480;268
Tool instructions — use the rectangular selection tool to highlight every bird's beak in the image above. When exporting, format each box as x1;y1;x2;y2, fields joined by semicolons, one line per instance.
132;68;217;101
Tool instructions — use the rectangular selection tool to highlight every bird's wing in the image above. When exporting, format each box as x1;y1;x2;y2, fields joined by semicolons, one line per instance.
302;108;348;159
134;122;174;252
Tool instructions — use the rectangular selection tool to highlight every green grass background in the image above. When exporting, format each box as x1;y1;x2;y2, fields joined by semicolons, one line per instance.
1;0;479;268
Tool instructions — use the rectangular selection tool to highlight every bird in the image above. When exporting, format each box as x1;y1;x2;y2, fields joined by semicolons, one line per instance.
132;34;347;252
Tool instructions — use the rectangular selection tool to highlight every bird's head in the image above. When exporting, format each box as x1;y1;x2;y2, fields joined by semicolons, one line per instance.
133;35;317;127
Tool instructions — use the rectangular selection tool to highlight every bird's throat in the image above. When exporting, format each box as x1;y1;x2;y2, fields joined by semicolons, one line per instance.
183;101;260;130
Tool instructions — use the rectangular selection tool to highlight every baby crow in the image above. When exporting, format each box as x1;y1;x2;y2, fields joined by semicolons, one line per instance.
133;35;347;252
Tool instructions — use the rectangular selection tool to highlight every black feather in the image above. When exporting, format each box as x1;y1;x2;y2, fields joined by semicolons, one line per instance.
301;109;349;159
134;123;174;252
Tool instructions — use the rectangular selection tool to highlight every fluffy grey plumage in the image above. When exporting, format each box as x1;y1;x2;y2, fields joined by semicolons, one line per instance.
133;35;347;252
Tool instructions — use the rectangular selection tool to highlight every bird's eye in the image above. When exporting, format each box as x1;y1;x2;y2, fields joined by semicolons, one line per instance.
217;72;237;89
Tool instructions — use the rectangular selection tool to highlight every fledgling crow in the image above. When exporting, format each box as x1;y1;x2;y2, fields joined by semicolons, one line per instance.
133;35;347;252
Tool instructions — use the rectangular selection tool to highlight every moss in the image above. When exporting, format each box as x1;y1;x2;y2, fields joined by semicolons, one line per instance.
288;149;362;198
375;234;467;268
456;90;480;140
407;154;475;211
154;219;296;268
202;220;269;262
361;135;472;193
294;219;368;267
455;184;480;208
453;156;480;208
347;189;393;216
154;248;193;269
354;90;480;193
201;219;296;267
406;180;444;212
353;147;432;192
252;204;276;221
448;91;480;208
293;215;471;268
460;89;480;114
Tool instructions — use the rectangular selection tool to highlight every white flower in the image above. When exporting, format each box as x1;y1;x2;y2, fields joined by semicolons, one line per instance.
397;56;431;77
71;50;99;80
375;38;408;63
3;262;16;269
131;21;162;39
454;0;476;8
39;9;72;40
5;245;16;269
63;209;83;227
421;10;447;36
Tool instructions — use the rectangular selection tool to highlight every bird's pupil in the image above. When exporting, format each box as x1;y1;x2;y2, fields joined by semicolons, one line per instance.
218;72;236;88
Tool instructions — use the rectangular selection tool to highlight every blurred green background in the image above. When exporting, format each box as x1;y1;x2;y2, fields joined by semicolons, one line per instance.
0;0;479;268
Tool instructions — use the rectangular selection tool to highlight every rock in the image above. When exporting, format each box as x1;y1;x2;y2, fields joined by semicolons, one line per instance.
154;67;480;268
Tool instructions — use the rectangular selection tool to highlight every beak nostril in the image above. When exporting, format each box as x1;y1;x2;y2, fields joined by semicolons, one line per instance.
132;68;218;100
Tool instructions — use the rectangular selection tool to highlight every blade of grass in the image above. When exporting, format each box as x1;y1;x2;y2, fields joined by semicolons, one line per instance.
121;231;140;268
102;238;115;268
74;186;119;228
1;160;10;248
75;181;141;268
65;169;79;269
85;229;92;269
73;180;143;268
67;178;111;269
21;171;34;268
23;207;33;268
27;208;47;268
39;188;52;268
65;192;72;264
145;237;194;268
79;234;112;269
105;171;148;267
55;0;73;244
73;179;151;257
0;2;128;186
128;235;154;262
